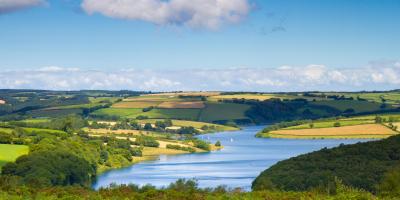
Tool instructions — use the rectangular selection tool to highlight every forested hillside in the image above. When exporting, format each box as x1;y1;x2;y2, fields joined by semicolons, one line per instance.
252;134;400;194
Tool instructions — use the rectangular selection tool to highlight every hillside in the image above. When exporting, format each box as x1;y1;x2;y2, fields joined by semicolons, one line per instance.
252;134;400;193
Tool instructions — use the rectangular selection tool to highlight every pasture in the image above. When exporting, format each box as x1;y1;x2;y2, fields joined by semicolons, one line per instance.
198;102;251;122
268;124;397;139
112;101;160;108
283;119;374;130
0;144;29;168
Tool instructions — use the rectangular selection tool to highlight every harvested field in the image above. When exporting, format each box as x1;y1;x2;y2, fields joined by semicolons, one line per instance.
112;101;160;108
209;94;280;101
157;101;205;109
145;92;220;97
269;124;397;139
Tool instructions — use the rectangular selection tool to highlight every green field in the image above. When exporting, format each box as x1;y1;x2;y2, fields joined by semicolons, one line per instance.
128;108;200;120
283;119;374;130
22;127;67;134
311;100;386;113
0;144;29;168
0;128;14;133
198;102;251;122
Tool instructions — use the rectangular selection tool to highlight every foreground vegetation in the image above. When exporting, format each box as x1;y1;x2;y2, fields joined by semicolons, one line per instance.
0;178;383;200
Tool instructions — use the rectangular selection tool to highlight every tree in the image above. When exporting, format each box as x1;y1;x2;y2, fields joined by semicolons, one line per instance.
1;150;96;187
333;122;341;127
309;123;314;129
215;141;221;147
378;165;400;198
144;123;153;130
375;116;383;124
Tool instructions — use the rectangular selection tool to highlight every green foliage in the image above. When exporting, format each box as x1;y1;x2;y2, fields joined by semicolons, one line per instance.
192;139;210;151
1;150;95;187
333;121;341;127
0;178;378;200
134;136;159;147
166;144;196;153
215;140;221;147
252;134;400;193
377;165;400;198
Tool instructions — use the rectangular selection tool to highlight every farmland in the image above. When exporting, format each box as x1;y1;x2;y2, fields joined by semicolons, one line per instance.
267;124;397;139
0;144;29;168
258;113;400;139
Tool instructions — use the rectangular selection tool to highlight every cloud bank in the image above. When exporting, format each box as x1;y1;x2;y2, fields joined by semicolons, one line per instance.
81;0;251;29
0;0;43;14
1;62;400;92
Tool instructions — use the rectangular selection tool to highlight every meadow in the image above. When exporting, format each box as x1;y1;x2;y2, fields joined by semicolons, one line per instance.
0;144;29;168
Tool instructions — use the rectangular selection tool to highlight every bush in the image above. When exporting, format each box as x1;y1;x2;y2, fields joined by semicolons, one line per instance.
166;144;195;153
215;141;221;147
134;136;159;147
192;139;210;151
0;132;12;144
333;122;341;127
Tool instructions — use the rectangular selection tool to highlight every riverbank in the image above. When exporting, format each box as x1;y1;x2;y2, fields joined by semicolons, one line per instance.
93;126;367;190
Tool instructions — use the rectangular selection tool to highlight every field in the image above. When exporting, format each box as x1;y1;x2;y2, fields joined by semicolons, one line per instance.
310;100;386;113
198;102;251;122
0;128;14;133
157;101;205;109
0;144;29;168
112;101;160;108
268;124;397;139
208;94;293;101
283;119;374;130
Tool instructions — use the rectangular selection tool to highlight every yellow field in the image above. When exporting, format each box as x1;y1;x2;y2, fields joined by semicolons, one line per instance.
157;101;205;109
208;94;288;101
269;124;397;139
145;92;220;97
112;101;160;108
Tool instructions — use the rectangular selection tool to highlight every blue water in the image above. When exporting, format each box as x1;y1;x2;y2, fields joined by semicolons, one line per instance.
93;126;369;190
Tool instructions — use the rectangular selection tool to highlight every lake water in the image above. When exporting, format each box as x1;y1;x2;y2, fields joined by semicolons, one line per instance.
93;126;369;190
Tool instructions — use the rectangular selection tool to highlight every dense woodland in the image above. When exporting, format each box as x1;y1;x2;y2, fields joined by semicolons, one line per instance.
252;134;400;197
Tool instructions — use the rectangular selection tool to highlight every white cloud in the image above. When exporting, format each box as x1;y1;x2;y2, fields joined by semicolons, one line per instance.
0;0;43;14
1;61;400;92
81;0;251;29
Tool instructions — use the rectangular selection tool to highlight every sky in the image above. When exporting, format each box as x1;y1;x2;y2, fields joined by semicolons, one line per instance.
0;0;399;91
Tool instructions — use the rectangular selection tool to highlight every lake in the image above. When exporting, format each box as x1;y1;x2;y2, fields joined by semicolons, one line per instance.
93;126;369;190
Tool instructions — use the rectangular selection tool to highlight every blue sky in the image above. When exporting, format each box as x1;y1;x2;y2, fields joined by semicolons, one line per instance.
0;0;399;91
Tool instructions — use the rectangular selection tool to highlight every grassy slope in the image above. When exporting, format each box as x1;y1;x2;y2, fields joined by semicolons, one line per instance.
0;144;29;168
198;102;251;122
